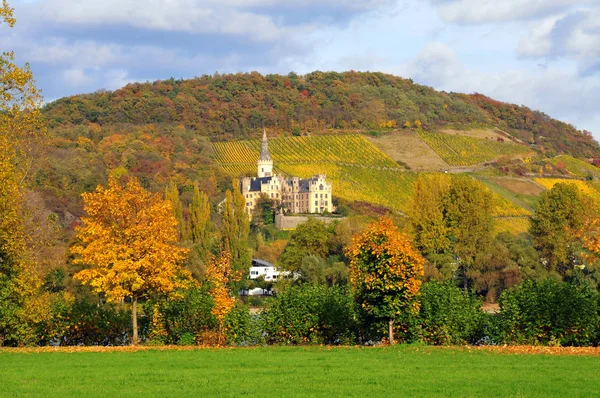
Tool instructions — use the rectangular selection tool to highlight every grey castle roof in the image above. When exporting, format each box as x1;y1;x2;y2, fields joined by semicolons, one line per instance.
259;129;271;161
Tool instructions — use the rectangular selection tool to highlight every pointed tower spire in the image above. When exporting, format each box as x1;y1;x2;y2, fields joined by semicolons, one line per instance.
259;128;271;161
257;128;273;178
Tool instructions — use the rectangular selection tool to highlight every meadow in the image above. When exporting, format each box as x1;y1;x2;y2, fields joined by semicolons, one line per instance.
1;346;599;397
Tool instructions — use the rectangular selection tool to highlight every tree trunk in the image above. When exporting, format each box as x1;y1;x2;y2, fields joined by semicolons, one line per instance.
132;296;138;345
388;319;395;345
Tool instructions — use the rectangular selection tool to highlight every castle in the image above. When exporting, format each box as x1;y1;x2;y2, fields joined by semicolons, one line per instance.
240;130;333;215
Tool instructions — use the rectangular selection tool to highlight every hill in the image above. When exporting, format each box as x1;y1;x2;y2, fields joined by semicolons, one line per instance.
32;71;600;230
43;71;599;157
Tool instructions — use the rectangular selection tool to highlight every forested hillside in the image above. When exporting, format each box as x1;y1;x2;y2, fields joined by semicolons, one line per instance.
43;71;599;157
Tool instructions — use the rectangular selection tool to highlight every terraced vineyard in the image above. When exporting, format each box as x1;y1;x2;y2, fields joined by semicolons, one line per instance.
417;131;532;166
213;134;400;176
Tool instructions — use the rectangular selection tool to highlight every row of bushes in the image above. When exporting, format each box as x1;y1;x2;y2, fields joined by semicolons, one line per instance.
39;279;600;347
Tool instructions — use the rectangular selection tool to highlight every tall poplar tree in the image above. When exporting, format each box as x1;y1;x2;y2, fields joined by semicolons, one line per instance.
221;182;250;282
165;181;184;240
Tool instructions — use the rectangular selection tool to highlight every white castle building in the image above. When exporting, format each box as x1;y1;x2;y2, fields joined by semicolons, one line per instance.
240;130;333;215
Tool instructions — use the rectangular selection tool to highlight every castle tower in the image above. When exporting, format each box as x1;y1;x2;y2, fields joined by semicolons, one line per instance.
257;129;273;178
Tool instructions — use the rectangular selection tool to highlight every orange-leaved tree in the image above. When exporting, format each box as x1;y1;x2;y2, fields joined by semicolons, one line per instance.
346;217;424;344
71;177;190;344
205;251;241;344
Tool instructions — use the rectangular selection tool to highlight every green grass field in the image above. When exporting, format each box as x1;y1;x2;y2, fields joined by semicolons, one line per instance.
2;346;599;397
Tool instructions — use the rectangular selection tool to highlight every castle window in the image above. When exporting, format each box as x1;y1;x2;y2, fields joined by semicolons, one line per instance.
319;184;323;190
315;201;318;206
262;168;264;172
325;194;328;198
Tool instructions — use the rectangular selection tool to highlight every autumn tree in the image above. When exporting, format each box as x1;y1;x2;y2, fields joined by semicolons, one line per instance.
187;181;213;279
346;217;424;344
165;181;184;240
205;251;241;344
530;182;588;276
221;182;250;281
0;0;47;346
71;177;190;344
409;174;453;278
445;175;494;290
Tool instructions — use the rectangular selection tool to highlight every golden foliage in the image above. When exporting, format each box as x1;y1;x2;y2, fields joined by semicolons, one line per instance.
347;217;425;319
205;251;242;343
71;177;190;302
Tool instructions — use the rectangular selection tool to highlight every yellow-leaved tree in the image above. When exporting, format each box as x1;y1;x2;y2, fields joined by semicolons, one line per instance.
72;177;191;344
205;251;241;345
346;217;424;344
1;0;48;346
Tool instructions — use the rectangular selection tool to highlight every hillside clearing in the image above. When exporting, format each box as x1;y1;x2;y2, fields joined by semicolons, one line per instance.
2;346;599;397
366;131;449;171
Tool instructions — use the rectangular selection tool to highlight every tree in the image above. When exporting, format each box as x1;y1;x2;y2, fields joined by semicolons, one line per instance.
530;183;588;276
278;218;334;272
71;177;191;344
445;175;494;290
0;0;47;346
346;217;424;344
165;181;184;240
205;251;241;344
189;182;211;246
221;182;251;281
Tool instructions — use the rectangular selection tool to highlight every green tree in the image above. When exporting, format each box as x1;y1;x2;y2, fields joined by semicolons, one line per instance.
530;182;588;276
445;175;494;290
186;182;213;280
165;181;184;240
278;218;334;272
221;182;250;281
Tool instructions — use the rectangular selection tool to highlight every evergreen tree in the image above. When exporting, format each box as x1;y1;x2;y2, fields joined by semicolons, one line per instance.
165;181;184;240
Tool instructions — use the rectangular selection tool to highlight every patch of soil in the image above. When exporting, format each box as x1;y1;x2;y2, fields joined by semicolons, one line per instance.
490;177;545;196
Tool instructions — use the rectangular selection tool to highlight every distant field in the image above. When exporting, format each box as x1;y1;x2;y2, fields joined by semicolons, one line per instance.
417;131;532;166
2;346;599;397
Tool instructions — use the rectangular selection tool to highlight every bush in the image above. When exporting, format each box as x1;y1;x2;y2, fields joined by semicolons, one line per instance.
147;286;217;345
417;281;488;345
42;295;131;346
495;279;599;346
225;302;265;346
262;285;357;345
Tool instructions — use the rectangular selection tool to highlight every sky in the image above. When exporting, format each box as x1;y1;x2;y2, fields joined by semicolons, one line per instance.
3;0;600;138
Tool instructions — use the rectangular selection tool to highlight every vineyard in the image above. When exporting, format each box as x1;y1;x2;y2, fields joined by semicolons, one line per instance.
213;135;532;233
417;131;532;166
535;178;600;203
546;155;600;178
213;134;400;176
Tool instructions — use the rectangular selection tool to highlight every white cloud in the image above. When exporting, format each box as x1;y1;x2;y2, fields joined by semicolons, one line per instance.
432;0;588;24
398;42;600;136
62;68;93;86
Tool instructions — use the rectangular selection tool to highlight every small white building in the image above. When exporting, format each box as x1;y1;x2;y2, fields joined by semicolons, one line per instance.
249;258;281;282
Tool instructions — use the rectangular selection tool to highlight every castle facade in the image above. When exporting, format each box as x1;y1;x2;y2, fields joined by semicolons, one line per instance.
240;131;333;215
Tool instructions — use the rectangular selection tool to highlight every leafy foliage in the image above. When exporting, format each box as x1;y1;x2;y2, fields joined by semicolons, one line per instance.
495;279;599;346
262;284;357;345
347;217;424;341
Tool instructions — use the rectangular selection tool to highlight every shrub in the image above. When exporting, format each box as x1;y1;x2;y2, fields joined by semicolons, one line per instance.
495;279;599;346
148;286;217;345
42;295;131;346
225;302;265;346
417;281;488;345
262;284;357;345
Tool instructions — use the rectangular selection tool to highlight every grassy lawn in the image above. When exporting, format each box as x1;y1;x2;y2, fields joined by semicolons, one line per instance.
1;346;599;397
